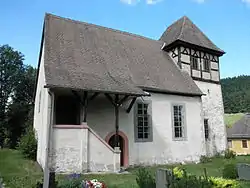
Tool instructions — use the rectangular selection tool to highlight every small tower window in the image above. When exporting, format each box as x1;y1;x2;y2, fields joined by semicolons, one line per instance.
204;119;209;140
204;59;210;72
191;56;199;70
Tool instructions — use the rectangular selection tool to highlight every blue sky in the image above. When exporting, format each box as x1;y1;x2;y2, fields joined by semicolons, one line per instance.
0;0;249;78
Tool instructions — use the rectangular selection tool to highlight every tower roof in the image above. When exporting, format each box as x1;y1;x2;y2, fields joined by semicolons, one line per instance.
160;16;225;56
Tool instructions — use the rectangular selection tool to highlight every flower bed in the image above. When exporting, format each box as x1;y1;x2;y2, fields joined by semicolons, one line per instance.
58;173;107;188
83;179;107;188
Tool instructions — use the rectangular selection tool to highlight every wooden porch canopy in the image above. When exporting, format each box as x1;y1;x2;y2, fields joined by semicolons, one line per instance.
70;89;150;147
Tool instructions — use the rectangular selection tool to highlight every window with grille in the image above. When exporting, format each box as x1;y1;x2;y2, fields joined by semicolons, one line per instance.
135;101;152;142
204;59;210;72
191;56;199;70
172;104;185;139
242;140;248;148
204;119;209;139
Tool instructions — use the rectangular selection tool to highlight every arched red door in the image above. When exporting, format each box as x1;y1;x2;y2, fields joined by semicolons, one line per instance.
108;135;124;166
105;131;129;167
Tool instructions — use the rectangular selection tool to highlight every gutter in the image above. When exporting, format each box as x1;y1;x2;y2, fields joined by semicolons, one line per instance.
43;90;54;188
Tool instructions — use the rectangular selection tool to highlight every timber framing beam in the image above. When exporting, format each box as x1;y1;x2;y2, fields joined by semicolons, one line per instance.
72;90;85;106
83;91;88;122
104;93;136;148
104;93;116;106
126;97;137;113
89;92;99;101
104;93;130;107
118;95;129;106
72;90;89;122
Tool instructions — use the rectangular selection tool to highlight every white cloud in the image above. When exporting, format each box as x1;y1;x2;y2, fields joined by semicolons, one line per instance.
120;0;162;5
242;0;250;5
120;0;140;5
146;0;163;4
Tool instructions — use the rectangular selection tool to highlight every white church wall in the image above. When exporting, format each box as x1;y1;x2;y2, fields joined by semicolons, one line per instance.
194;81;227;156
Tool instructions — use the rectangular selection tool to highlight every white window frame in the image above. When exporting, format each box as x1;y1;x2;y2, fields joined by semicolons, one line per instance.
134;100;153;142
203;59;210;72
190;56;199;70
171;103;187;141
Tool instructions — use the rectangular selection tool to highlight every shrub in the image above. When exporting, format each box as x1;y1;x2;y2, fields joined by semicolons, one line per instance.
224;149;236;159
171;167;240;188
173;167;185;178
136;167;156;188
17;127;37;160
209;177;239;188
34;178;43;188
200;155;212;163
222;163;238;179
58;176;82;188
58;179;82;188
170;170;213;188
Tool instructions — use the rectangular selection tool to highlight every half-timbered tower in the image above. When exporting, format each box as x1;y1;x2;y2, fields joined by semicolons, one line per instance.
160;16;226;156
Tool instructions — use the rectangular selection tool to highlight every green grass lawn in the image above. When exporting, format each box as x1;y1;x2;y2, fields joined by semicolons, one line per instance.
1;149;250;187
0;149;43;188
224;113;245;128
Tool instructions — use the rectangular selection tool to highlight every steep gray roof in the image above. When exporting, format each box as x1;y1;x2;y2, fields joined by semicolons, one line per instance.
42;13;203;96
160;16;224;54
227;114;250;139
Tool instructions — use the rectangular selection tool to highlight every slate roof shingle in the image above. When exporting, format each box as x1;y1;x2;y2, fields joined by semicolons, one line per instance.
42;14;204;96
227;114;250;139
160;16;225;54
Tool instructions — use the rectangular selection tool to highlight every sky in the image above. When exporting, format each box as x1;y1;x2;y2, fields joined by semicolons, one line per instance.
0;0;249;78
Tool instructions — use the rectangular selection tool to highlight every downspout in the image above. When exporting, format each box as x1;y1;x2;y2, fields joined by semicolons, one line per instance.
43;90;54;188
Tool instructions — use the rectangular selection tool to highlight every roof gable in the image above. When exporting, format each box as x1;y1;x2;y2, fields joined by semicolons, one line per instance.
41;13;203;96
160;16;225;55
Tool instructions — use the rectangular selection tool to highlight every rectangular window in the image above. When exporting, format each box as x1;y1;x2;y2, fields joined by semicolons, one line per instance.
242;140;248;148
204;59;210;72
191;56;199;70
228;140;232;148
204;119;209;139
135;101;152;142
172;104;185;139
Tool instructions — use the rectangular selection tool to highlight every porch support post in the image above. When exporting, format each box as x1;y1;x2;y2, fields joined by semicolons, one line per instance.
115;94;119;147
83;91;88;122
104;93;131;147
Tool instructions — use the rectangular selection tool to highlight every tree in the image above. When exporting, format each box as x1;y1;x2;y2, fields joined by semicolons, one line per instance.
0;44;36;147
0;45;25;146
6;65;36;147
221;75;250;114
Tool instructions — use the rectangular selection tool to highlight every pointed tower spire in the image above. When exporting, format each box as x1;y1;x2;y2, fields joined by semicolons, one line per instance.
160;16;225;56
